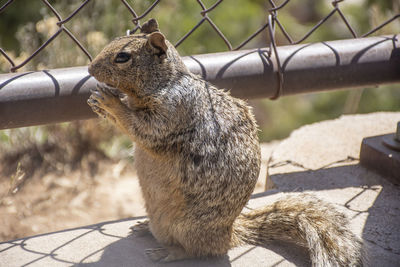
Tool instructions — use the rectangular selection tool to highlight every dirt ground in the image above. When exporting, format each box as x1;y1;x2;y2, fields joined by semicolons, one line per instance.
0;158;144;242
0;144;274;242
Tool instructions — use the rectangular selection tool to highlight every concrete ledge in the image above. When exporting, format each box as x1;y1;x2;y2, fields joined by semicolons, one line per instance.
1;112;400;266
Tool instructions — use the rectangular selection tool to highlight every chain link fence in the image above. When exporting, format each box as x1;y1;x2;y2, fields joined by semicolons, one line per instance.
0;0;399;73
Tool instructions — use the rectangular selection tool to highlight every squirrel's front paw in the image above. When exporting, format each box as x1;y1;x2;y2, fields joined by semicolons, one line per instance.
88;83;123;122
88;97;105;116
89;83;121;112
87;96;117;124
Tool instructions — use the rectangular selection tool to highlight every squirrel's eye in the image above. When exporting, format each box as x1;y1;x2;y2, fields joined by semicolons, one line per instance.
114;52;131;63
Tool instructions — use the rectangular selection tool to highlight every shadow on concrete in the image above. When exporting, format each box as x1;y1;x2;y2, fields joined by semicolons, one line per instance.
73;231;231;267
1;207;311;266
72;227;310;267
70;219;310;266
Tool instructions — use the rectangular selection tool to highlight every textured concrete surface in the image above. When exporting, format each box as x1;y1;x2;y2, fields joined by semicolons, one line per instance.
268;112;400;267
1;112;400;266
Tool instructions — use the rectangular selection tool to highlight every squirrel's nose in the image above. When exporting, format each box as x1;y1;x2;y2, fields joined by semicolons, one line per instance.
88;61;98;76
88;62;95;76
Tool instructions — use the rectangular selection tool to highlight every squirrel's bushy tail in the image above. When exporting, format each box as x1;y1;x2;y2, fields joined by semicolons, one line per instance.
232;194;366;267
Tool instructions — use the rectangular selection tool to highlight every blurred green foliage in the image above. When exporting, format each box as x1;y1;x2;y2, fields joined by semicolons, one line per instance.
0;0;399;146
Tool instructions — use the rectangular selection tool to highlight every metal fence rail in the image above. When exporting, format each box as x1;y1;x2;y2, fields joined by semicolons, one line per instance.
0;0;399;129
1;0;399;73
1;35;399;129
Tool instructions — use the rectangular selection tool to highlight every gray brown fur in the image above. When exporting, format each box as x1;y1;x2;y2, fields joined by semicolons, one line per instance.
87;19;365;266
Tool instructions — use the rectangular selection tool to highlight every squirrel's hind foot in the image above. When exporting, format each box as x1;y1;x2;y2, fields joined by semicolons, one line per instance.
145;246;190;263
129;220;151;237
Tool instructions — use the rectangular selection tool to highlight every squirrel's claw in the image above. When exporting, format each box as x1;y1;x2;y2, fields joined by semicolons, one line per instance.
90;89;104;100
97;83;120;97
92;90;104;100
87;98;103;114
87;97;106;117
87;98;100;111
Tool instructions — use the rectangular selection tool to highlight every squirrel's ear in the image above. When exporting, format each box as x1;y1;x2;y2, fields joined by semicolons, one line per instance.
147;32;168;57
141;19;159;34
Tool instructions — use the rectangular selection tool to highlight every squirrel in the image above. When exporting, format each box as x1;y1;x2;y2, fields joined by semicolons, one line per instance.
87;19;366;266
